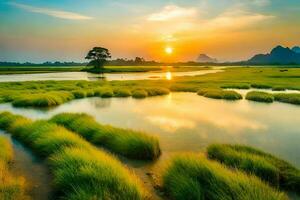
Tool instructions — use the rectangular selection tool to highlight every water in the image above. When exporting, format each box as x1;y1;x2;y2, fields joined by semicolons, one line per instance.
0;93;299;167
0;69;222;82
0;131;52;200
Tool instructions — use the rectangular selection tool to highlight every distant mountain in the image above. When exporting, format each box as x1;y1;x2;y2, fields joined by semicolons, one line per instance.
292;46;300;53
248;45;300;64
196;54;217;63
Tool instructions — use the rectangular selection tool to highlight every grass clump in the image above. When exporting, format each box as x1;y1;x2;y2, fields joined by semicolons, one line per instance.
72;90;86;99
274;93;300;105
221;83;250;89
246;91;274;103
50;113;161;160
162;154;288;200
12;91;74;107
132;89;148;99
145;87;170;96
0;112;148;200
0;136;30;200
113;88;132;97
251;83;272;89
207;144;300;193
197;89;242;100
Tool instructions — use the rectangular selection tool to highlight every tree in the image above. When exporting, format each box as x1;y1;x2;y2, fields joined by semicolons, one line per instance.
85;47;111;70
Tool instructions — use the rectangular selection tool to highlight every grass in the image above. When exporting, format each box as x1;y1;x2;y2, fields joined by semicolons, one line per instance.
132;89;148;99
246;91;274;103
207;144;300;193
12;91;74;107
0;136;30;200
50;113;161;160
197;89;242;100
1;67;300;106
162;154;288;200
0;112;148;200
274;93;300;105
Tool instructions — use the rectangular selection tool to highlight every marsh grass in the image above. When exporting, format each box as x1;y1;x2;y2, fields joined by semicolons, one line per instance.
113;88;132;97
12;91;74;107
246;91;274;103
0;112;148;200
162;154;288;200
132;89;148;98
50;113;161;160
251;83;272;89
197;89;242;100
0;136;30;200
207;144;300;193
274;93;300;105
221;83;251;89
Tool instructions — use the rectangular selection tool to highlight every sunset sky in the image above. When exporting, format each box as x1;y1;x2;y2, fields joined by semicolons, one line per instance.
0;0;299;62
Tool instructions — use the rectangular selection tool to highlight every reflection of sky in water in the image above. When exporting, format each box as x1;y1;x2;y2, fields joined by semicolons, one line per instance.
0;93;299;167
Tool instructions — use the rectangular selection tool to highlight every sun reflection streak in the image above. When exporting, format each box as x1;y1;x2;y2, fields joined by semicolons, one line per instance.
166;71;172;80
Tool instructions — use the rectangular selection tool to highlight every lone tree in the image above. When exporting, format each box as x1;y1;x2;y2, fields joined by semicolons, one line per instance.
85;47;111;71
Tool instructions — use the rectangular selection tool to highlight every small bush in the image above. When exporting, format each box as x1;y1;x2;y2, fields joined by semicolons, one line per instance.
100;89;114;98
274;93;300;105
0;112;148;200
197;89;242;100
50;113;161;160
207;144;300;193
251;83;272;89
272;86;286;91
170;85;199;92
246;91;274;103
132;89;148;99
163;154;287;200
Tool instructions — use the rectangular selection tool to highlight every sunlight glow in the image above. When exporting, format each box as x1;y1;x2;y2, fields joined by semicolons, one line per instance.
165;47;173;54
166;71;172;80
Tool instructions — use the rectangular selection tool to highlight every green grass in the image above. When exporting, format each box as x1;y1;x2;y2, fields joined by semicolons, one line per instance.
197;89;242;100
50;113;161;160
0;136;30;200
246;91;274;103
113;88;132;97
162;154;288;200
12;91;74;107
0;112;148;200
207;144;300;193
1;67;300;106
132;89;148;99
274;93;300;105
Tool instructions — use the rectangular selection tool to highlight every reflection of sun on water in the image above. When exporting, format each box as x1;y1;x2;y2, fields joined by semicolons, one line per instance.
166;72;172;80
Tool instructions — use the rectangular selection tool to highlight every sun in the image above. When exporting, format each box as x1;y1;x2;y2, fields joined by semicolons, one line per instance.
165;47;173;54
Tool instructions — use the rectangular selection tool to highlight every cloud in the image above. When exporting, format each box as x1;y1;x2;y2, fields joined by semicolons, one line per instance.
251;0;271;7
147;5;197;21
9;2;93;20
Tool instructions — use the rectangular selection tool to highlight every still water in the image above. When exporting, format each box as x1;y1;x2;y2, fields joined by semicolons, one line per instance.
0;69;222;82
0;92;299;167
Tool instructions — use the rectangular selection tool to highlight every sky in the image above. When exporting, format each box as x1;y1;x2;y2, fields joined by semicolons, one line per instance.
0;0;300;62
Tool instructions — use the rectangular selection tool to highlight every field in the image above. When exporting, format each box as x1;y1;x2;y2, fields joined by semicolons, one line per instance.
0;66;300;199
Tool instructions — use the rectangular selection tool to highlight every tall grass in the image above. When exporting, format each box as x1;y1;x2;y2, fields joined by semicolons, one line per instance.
246;91;274;103
12;91;74;107
50;113;161;160
162;154;288;200
132;89;148;99
274;93;300;105
207;144;300;193
197;89;242;100
0;112;148;200
0;136;30;200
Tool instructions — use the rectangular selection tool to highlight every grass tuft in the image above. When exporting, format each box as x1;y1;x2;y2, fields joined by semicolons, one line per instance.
132;89;148;99
50;113;161;160
113;88;132;97
163;154;288;200
246;91;274;103
207;144;300;193
0;112;149;200
197;89;242;100
274;93;300;105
